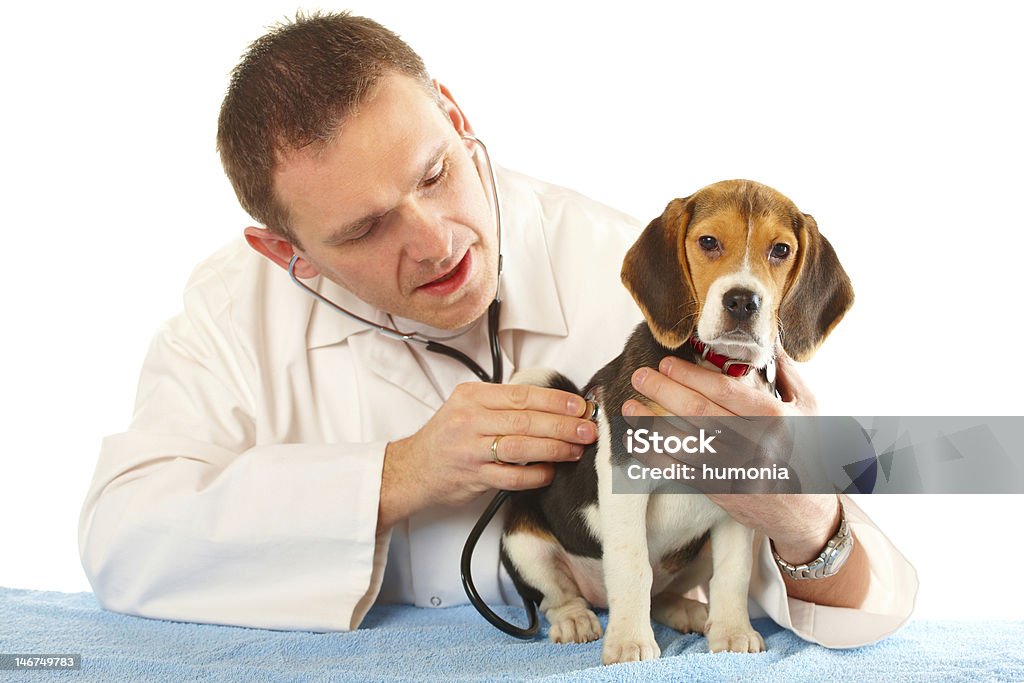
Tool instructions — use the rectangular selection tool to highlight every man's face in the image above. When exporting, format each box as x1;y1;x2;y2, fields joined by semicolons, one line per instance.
273;74;497;329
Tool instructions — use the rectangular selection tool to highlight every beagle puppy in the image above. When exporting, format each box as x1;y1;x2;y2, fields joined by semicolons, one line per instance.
500;180;854;664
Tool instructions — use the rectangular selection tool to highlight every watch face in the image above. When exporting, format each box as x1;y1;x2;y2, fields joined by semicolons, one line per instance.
825;536;854;576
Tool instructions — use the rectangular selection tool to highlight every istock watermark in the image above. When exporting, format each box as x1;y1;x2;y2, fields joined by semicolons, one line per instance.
626;427;718;455
610;416;1024;495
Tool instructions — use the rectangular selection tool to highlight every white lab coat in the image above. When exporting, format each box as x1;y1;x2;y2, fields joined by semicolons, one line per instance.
79;168;917;647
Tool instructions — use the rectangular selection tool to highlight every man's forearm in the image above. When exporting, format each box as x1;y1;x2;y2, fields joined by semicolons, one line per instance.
770;497;870;609
775;529;870;608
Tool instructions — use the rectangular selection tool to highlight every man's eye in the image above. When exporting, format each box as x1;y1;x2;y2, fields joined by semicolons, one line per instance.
423;158;450;187
347;226;373;243
770;243;791;259
699;236;719;251
346;218;382;244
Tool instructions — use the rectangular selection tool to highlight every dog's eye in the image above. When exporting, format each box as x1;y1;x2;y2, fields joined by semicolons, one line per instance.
699;236;719;251
770;243;791;259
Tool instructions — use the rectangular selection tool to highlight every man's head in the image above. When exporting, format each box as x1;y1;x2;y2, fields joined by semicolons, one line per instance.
217;12;499;329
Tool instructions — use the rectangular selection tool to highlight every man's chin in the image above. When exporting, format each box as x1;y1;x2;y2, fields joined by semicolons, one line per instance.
426;300;491;330
402;288;493;331
422;276;497;329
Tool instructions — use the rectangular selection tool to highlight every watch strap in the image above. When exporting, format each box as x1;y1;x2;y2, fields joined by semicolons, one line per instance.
771;498;853;580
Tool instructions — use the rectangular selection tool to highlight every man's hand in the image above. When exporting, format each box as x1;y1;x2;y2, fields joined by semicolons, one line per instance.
621;348;817;421
622;348;869;608
379;382;597;531
621;348;830;537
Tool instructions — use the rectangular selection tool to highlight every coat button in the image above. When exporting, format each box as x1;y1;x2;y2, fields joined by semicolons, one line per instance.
430;596;442;607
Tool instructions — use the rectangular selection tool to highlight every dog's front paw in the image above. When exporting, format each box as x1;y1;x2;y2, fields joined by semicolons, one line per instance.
547;605;602;644
601;623;661;664
705;620;765;653
652;594;709;634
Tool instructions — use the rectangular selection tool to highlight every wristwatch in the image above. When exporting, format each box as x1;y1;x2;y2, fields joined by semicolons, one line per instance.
771;498;854;580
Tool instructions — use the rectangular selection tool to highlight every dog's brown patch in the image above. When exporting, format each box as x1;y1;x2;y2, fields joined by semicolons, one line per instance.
659;531;711;574
504;507;557;542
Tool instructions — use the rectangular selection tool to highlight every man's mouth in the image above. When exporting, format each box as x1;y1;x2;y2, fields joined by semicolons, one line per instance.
429;265;461;285
416;250;472;296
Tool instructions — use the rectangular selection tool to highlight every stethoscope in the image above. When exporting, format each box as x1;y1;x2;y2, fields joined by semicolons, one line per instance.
286;134;539;639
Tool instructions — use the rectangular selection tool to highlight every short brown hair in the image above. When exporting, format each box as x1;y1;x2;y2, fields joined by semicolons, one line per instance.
216;11;435;243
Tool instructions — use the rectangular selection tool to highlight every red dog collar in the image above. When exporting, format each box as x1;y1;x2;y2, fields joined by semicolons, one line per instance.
688;336;752;377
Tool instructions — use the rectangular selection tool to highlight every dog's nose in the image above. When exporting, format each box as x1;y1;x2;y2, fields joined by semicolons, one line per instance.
723;288;761;321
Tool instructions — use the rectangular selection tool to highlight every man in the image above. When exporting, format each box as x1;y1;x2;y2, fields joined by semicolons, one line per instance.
79;12;916;649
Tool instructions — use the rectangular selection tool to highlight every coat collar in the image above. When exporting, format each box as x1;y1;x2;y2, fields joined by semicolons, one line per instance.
305;167;568;350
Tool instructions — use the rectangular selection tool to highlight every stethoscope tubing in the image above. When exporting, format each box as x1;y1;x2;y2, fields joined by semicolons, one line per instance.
285;134;537;638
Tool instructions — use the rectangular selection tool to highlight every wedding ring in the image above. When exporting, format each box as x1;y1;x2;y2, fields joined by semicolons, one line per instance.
490;435;507;464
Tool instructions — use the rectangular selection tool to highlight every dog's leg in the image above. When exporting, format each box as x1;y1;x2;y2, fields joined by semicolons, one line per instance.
599;493;660;663
705;518;765;653
651;545;712;634
503;368;603;643
502;531;602;644
596;413;661;664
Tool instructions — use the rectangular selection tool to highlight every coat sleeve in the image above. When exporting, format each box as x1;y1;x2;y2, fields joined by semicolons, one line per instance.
78;264;391;632
748;494;918;647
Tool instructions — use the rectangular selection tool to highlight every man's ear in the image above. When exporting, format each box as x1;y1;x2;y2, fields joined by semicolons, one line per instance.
435;80;474;136
243;226;319;278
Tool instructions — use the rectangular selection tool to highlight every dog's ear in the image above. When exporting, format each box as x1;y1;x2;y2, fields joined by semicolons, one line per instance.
779;213;854;361
621;197;698;349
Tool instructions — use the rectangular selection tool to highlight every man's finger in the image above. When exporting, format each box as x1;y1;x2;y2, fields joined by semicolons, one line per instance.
622;399;656;417
483;410;597;443
774;348;806;404
489;435;584;464
651;358;777;417
467;382;588;417
484;462;556;491
630;364;733;417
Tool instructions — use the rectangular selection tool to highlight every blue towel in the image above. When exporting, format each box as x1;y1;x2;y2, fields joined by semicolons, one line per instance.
2;587;1022;682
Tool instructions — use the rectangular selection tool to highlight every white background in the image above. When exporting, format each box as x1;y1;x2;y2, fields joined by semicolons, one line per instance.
2;1;1021;620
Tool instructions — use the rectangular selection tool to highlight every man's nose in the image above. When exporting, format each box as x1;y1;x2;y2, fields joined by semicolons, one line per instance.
401;203;451;263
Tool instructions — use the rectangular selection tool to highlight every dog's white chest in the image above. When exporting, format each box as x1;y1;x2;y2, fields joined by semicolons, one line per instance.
569;495;726;605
